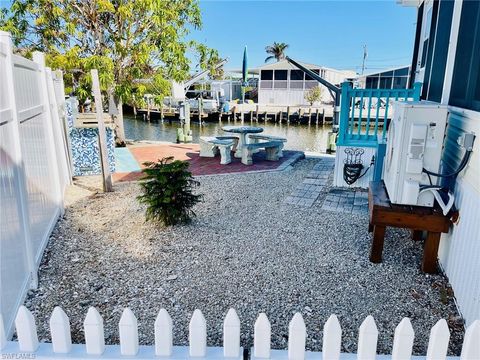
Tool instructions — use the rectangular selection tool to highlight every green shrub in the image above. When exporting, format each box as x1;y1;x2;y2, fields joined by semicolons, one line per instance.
137;157;202;226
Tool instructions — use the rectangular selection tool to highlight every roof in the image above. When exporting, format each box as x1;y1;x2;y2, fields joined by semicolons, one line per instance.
228;59;355;75
358;65;410;79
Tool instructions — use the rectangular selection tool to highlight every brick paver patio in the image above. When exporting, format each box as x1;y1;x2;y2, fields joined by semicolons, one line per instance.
113;143;303;182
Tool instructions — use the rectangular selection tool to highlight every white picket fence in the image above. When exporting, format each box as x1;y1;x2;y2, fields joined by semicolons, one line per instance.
0;31;70;337
1;307;479;359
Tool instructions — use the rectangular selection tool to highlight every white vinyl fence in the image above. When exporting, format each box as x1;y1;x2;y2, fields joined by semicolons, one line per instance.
0;31;70;338
1;307;479;360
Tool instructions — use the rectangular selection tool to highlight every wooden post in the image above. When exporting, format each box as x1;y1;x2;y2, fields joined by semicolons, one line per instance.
369;225;385;263
308;108;312;124
198;97;203;123
264;111;268;122
91;69;113;192
232;106;237;121
322;108;325;124
250;110;253;122
274;111;277;123
255;105;259;122
279;109;283;123
287;106;291;124
147;99;151;121
160;103;164;123
422;232;441;273
316;108;319;125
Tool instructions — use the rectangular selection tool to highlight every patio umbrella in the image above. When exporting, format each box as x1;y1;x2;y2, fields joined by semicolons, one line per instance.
242;45;248;103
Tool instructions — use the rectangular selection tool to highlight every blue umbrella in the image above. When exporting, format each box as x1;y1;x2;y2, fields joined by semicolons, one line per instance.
242;46;248;103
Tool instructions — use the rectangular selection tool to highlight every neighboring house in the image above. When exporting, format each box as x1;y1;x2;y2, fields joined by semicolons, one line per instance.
398;0;480;325
252;59;355;105
356;65;411;89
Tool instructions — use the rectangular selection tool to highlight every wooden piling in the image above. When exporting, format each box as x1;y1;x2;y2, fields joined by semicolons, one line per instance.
264;111;268;122
322;108;325;124
316;108;319;125
256;105;259;122
279;110;283;123
160;103;164;123
308;108;312;125
250;110;253;122
287;106;291;124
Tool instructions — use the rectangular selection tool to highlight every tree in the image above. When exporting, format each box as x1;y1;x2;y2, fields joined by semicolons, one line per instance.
305;86;323;106
1;0;222;146
265;42;289;63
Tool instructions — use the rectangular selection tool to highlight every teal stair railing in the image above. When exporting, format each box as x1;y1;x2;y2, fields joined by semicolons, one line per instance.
337;82;422;148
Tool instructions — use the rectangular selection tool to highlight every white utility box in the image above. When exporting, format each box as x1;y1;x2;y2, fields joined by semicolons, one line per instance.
383;101;448;207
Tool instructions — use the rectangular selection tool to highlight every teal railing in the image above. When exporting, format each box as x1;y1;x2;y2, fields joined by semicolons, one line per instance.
337;82;422;147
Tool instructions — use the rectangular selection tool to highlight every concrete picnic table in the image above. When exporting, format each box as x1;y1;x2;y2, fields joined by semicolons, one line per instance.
222;125;263;158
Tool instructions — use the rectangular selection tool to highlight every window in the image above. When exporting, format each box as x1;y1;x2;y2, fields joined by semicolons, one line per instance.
274;70;287;80
290;70;304;81
260;70;273;80
380;77;393;89
393;77;408;89
305;69;320;81
449;0;480;111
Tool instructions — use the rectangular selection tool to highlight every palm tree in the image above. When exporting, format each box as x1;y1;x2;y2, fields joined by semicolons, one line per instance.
264;42;289;63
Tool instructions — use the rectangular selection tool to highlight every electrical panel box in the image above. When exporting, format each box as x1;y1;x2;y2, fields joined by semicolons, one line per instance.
383;101;448;207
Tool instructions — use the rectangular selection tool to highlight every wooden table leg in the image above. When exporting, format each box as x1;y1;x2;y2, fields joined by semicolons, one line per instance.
370;225;386;263
422;231;441;273
411;230;423;241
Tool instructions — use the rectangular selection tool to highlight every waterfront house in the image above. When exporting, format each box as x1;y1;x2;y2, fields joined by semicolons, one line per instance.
253;59;355;105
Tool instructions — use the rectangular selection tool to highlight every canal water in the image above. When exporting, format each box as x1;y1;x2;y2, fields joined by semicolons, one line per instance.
124;115;332;153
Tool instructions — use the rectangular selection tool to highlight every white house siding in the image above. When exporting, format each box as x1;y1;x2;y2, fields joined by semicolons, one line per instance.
437;107;480;326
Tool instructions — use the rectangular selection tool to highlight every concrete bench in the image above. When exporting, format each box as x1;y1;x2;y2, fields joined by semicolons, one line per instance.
215;135;239;152
248;134;287;157
199;136;235;165
242;140;282;165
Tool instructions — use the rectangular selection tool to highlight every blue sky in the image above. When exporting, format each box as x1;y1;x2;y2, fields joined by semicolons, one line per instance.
189;0;418;74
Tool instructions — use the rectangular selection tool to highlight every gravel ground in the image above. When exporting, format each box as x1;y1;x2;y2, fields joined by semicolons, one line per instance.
25;158;464;356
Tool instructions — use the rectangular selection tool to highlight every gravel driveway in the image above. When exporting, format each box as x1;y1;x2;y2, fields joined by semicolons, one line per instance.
25;158;464;355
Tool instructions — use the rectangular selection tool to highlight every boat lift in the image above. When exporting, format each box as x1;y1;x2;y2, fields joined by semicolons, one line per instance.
285;56;341;127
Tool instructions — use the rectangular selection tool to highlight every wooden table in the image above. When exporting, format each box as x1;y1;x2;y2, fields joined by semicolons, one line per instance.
368;181;451;273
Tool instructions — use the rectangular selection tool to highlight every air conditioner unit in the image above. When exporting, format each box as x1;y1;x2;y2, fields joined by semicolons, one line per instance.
383;101;448;207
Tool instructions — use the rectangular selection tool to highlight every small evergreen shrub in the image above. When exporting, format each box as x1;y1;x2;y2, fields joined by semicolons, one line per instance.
137;157;202;226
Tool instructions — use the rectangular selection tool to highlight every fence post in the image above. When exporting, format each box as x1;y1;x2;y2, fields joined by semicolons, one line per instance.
155;309;173;356
254;313;271;359
52;69;73;183
337;81;351;146
413;82;422;101
0;31;38;293
189;309;207;357
426;319;450;360
84;307;105;355
15;306;38;352
91;69;113;192
323;314;341;360
50;306;72;354
119;308;139;356
391;318;414;360
288;313;306;360
224;308;241;358
32;52;64;210
45;68;70;202
357;316;378;360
